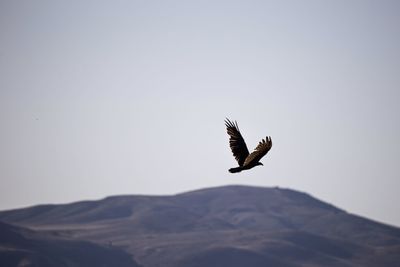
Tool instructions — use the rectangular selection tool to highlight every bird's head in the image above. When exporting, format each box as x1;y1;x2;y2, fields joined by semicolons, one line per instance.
256;162;263;167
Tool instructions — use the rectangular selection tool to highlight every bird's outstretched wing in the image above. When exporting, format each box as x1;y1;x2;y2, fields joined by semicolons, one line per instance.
244;136;272;166
225;118;249;166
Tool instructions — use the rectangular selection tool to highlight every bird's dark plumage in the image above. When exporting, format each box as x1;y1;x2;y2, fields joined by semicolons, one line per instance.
225;118;272;173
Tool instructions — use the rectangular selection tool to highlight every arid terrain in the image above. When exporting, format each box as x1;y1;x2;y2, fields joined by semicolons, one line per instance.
1;185;399;267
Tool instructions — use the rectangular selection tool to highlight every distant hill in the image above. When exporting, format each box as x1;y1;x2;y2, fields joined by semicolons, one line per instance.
1;185;400;267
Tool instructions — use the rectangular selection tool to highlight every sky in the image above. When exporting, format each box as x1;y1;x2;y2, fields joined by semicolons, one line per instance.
1;0;399;226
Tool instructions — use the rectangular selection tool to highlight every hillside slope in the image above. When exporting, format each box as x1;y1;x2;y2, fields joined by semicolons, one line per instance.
1;185;399;267
0;221;141;267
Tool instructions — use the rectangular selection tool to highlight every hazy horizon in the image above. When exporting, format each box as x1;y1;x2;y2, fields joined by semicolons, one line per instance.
1;1;400;226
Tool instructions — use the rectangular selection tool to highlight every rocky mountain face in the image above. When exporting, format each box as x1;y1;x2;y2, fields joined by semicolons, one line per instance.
1;185;399;267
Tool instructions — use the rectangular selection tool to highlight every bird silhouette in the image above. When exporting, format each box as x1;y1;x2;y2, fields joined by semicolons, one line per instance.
225;118;272;173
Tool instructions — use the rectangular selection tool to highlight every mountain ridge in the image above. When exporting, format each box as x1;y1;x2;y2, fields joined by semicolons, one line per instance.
1;185;399;267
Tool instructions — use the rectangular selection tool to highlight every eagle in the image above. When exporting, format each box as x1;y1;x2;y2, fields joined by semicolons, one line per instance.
225;118;272;173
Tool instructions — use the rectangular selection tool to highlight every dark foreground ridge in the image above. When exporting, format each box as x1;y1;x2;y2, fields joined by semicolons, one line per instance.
1;185;399;267
0;221;140;267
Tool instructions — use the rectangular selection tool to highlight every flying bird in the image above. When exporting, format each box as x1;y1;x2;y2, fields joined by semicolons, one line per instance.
225;118;272;173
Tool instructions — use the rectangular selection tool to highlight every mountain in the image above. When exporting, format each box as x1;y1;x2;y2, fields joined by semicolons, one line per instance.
0;221;141;267
1;185;399;267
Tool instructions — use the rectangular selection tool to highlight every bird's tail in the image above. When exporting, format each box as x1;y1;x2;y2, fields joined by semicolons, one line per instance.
229;167;242;173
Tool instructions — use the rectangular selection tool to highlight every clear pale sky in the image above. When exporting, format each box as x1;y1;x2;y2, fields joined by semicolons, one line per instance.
1;1;399;226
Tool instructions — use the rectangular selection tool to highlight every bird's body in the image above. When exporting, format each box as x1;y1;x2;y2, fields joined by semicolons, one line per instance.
225;118;272;173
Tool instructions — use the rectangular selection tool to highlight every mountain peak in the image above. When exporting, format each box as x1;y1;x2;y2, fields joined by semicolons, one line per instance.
1;185;399;267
